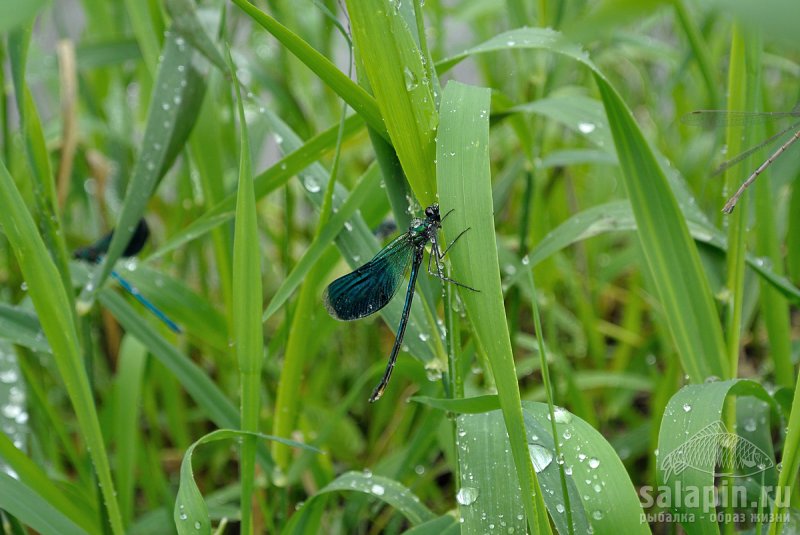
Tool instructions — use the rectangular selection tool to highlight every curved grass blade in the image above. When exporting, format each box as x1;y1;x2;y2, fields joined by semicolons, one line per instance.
657;380;778;533
522;403;650;534
436;27;592;74
175;430;315;535
282;471;435;534
593;73;729;381
417;397;650;534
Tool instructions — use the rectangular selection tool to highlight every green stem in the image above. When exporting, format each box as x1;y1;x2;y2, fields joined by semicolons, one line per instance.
527;264;574;534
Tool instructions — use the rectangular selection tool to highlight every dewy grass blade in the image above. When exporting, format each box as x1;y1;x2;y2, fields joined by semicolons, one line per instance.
346;0;438;205
0;159;124;534
454;412;529;534
284;471;435;533
657;380;777;533
437;80;551;534
80;28;206;312
522;403;651;533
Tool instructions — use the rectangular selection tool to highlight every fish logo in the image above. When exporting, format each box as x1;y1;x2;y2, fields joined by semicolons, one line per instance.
661;421;773;481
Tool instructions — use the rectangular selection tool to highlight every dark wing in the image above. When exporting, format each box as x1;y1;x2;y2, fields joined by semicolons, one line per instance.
323;234;415;320
73;218;150;263
121;219;150;257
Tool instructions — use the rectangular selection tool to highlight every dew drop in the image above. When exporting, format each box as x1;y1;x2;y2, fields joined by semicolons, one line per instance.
528;444;553;473
403;67;418;91
456;486;479;505
553;407;572;424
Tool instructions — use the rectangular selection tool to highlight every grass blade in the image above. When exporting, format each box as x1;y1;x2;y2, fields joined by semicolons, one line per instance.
230;0;385;138
346;0;438;205
437;80;550;534
228;45;264;534
0;473;86;535
175;430;314;535
593;73;729;381
113;335;148;526
283;471;435;534
80;28;206;311
0;159;124;533
657;380;777;533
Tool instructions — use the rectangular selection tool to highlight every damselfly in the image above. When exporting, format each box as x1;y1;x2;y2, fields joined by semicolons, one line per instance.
323;204;476;402
682;104;800;213
74;219;181;333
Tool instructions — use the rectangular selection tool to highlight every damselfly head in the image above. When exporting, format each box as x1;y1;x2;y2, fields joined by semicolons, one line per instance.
425;203;440;220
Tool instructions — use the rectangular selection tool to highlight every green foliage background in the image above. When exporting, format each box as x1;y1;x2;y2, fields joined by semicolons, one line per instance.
0;0;798;533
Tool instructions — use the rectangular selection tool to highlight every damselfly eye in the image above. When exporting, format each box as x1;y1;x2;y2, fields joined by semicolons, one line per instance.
425;204;439;218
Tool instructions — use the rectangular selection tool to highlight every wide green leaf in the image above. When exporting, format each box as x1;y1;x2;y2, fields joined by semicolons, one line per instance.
656;380;778;534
